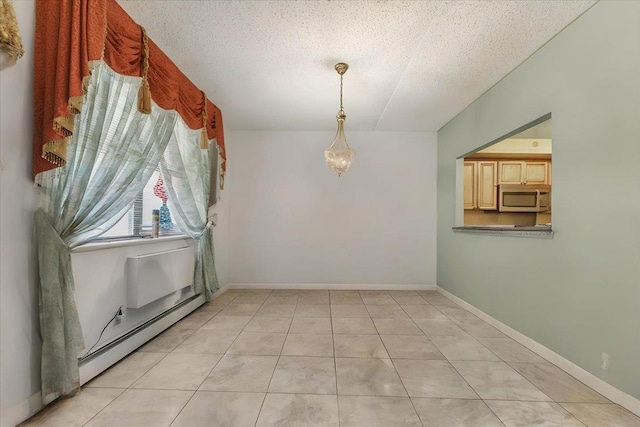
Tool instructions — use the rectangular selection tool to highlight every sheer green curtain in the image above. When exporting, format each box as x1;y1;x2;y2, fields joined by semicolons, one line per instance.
36;61;178;404
160;125;219;301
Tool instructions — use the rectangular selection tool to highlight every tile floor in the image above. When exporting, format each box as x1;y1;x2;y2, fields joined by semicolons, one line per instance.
21;289;640;427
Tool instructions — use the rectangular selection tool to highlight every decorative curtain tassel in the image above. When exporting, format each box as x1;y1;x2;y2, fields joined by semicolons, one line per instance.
138;26;151;114
200;128;209;149
138;78;152;114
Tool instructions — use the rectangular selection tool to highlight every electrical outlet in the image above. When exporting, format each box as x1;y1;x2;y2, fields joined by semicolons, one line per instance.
115;306;125;322
601;352;609;371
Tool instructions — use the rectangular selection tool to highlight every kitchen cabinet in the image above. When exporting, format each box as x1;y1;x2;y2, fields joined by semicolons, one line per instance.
477;161;498;209
464;160;498;210
498;160;549;185
463;161;476;210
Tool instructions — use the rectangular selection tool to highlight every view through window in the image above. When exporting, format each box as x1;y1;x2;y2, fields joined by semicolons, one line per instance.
462;116;552;228
101;169;182;239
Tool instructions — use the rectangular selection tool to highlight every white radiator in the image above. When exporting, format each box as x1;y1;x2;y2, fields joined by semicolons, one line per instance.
126;246;195;309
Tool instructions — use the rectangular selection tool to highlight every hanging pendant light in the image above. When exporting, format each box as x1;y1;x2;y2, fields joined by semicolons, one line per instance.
324;62;355;176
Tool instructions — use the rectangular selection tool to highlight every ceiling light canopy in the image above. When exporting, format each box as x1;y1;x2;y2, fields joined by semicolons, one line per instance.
324;62;355;176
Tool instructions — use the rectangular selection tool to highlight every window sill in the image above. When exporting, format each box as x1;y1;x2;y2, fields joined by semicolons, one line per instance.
452;226;554;239
72;234;191;253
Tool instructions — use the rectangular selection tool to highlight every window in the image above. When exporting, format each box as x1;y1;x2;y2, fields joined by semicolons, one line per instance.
100;169;183;239
459;114;552;229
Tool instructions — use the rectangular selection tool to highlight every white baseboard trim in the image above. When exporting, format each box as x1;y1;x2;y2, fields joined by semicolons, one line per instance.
227;283;437;291
78;294;206;385
1;391;43;427
437;286;640;417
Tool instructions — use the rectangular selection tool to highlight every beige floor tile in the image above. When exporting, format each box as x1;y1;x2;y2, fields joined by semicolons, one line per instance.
241;289;273;295
452;361;551;401
430;335;501;361
211;292;240;305
289;317;332;334
401;305;448;320
86;352;166;388
256;394;339;427
170;391;265;427
334;334;389;358
476;337;547;363
297;292;330;305
255;304;297;317
200;355;278;392
226;332;286;355
438;306;479;322
358;290;390;296
244;316;292;333
232;293;270;304
137;329;195;353
389;291;429;305
373;318;424;335
412;398;503;427
270;289;300;295
172;330;239;354
388;290;421;297
336;358;406;397
561;403;640;427
195;304;224;315
453;318;506;338
366;304;408;319
416;290;439;299
393;359;477;399
294;304;331;318
200;315;252;331
509;362;609;403
170;311;216;330
486;401;584;427
282;333;334;356
360;294;397;305
380;335;445;359
332;318;377;334
264;295;299;305
392;295;430;305
425;296;459;308
330;304;370;318
330;291;364;305
331;290;361;297
131;353;221;390
219;303;262;316
269;356;337;394
20;388;123;427
414;319;469;337
338;396;422;427
84;389;192;427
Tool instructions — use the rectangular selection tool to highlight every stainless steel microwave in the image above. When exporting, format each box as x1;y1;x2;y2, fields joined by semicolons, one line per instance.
499;184;551;212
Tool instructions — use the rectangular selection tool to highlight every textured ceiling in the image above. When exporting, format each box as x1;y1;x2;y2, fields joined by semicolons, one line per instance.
119;0;594;132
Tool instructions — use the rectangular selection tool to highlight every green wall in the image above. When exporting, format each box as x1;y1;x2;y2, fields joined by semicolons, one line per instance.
437;1;640;399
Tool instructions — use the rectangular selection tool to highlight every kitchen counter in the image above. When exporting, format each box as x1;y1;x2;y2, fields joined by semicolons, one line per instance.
452;225;553;239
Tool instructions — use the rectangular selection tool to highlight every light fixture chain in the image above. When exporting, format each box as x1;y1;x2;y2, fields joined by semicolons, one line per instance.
339;73;344;114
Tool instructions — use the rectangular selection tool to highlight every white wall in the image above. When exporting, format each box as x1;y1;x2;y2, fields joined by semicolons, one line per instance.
228;131;437;285
0;2;41;426
438;1;640;400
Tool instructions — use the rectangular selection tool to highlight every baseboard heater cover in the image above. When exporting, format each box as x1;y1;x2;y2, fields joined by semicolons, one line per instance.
126;246;194;308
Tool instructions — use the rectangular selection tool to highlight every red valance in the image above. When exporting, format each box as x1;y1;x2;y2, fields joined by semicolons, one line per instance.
34;0;226;179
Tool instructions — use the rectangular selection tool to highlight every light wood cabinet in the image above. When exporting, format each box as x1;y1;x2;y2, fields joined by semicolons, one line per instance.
524;162;547;184
463;161;477;210
477;161;498;210
498;160;550;185
464;160;498;210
